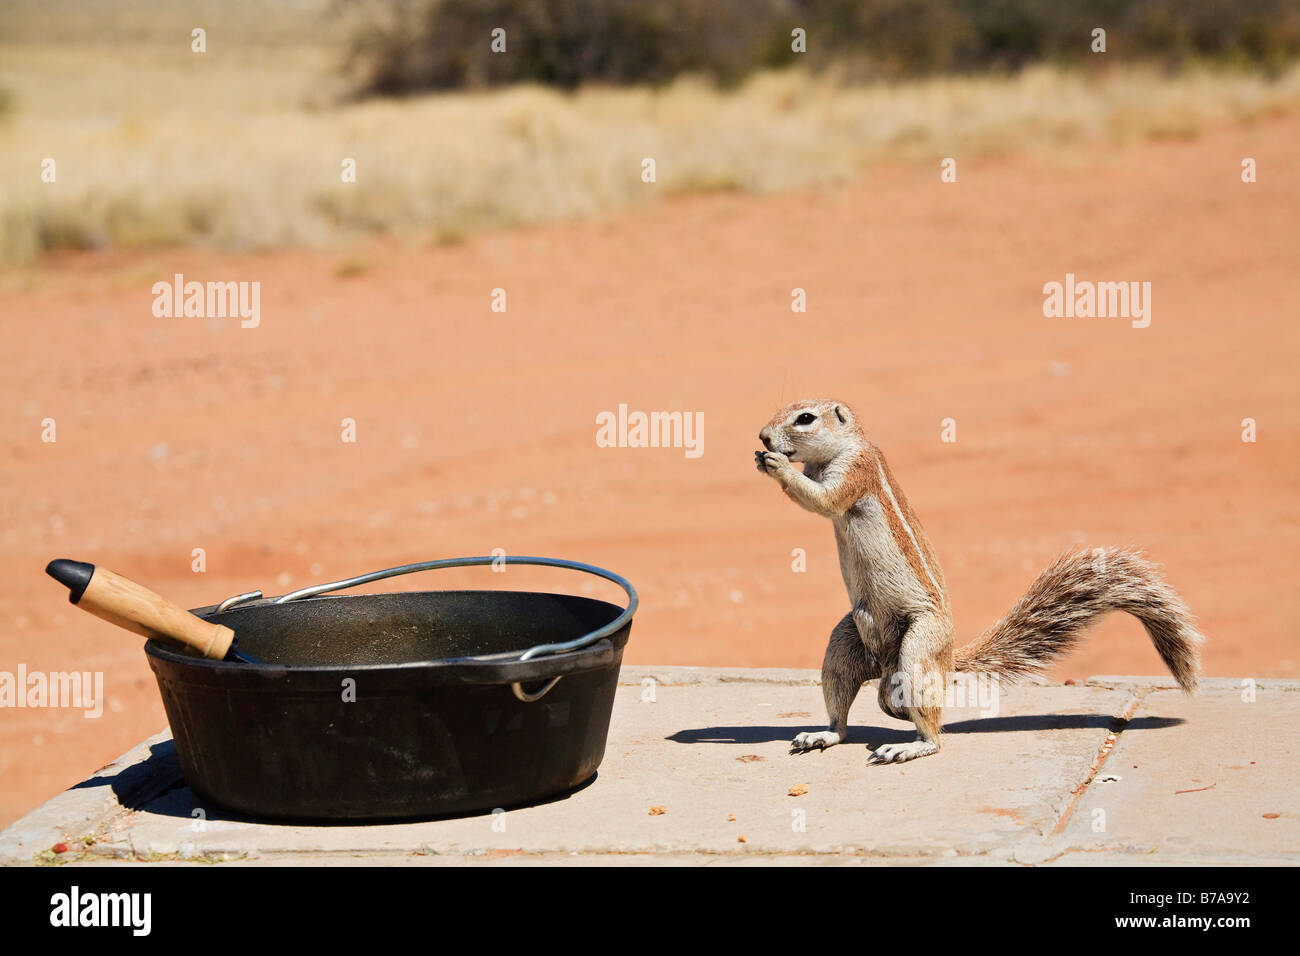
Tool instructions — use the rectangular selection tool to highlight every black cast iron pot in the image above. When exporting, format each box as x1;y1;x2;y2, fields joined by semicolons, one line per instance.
143;557;636;821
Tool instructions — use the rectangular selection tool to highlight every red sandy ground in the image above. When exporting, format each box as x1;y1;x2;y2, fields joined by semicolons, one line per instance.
1;114;1297;827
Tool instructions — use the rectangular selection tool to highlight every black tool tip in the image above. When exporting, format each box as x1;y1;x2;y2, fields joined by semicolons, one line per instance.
46;559;95;603
227;646;263;665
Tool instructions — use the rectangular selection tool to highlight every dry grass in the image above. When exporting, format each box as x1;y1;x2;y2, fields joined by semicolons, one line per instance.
2;2;1299;263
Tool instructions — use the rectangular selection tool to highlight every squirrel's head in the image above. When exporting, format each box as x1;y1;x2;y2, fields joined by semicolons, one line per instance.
759;399;863;466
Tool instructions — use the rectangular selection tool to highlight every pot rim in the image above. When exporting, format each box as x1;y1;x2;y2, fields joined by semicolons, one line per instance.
145;588;631;677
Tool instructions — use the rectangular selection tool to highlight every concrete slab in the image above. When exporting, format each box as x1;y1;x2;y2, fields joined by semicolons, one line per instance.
1058;678;1298;864
3;668;1294;865
0;731;180;865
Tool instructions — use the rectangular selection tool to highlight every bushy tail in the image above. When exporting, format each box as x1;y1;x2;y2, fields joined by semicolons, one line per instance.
954;548;1203;691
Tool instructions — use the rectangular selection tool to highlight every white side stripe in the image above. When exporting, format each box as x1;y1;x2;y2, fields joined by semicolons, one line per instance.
876;461;945;601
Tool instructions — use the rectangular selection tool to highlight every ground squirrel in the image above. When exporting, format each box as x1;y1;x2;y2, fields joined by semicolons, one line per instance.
755;399;1203;763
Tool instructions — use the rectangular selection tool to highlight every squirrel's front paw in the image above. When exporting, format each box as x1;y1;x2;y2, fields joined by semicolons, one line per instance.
756;449;790;478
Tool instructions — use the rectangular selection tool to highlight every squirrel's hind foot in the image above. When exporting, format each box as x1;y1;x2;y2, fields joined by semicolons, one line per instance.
791;730;842;753
869;738;939;764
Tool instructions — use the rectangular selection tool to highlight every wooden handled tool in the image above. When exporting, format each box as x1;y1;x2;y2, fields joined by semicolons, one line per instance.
46;559;260;663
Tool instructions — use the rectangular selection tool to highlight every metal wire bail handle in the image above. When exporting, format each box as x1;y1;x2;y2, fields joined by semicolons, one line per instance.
271;556;638;703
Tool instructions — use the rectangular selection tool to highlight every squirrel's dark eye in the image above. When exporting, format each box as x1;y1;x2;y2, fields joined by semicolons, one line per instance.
795;413;816;426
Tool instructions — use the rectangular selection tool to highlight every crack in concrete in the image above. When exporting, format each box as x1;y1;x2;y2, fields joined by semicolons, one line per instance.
1048;688;1150;838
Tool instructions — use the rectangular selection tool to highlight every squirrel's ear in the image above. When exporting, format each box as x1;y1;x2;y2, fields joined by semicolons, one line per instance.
834;404;851;425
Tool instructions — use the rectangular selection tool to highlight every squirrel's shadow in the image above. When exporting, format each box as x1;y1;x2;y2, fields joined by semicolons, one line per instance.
668;713;1184;746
